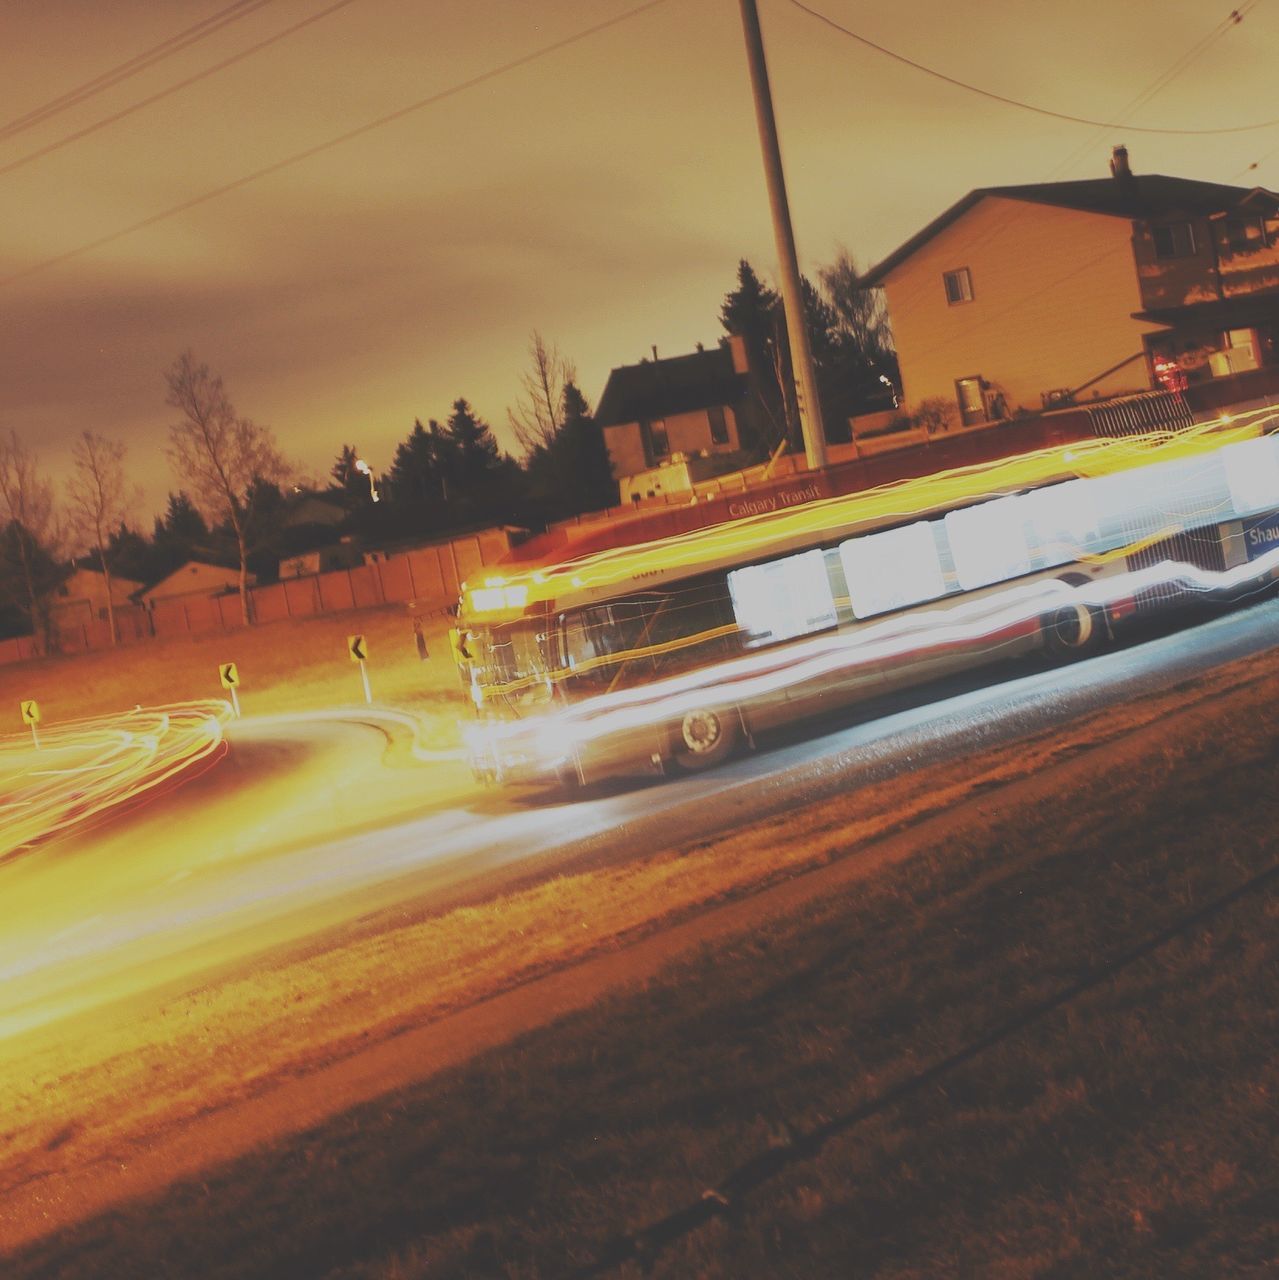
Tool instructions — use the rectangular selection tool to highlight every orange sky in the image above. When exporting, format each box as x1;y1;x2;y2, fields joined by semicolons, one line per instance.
3;0;1278;524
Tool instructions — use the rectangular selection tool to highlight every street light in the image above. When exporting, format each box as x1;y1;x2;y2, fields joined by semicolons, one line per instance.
354;457;380;503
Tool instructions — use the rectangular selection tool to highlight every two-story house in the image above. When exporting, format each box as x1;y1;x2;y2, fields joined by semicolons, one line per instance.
858;146;1279;427
595;336;762;503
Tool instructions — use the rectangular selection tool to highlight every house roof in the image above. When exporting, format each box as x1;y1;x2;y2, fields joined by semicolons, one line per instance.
64;564;144;591
860;173;1279;288
139;558;248;599
595;345;745;428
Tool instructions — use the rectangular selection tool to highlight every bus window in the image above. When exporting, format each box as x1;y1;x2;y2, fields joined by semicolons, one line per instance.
840;520;948;619
728;548;838;647
945;496;1034;591
563;582;737;689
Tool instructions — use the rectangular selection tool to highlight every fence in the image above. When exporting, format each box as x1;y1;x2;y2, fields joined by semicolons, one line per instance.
2;528;517;668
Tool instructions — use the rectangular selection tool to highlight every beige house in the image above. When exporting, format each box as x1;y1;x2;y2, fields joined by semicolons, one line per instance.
595;337;757;502
139;560;252;606
859;147;1279;426
52;566;144;626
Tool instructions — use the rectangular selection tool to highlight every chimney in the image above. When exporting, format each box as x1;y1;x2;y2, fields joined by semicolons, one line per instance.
1110;145;1131;181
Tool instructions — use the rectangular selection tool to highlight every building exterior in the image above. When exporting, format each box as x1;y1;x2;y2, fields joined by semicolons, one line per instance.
859;147;1279;427
51;566;144;625
595;336;760;502
139;560;252;607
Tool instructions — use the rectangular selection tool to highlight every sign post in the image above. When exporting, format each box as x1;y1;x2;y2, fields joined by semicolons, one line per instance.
347;634;372;704
19;699;40;749
218;662;241;717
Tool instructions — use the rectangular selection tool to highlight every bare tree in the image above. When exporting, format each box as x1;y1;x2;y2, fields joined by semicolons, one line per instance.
818;248;895;366
507;331;577;454
164;351;289;626
0;429;61;650
66;431;131;645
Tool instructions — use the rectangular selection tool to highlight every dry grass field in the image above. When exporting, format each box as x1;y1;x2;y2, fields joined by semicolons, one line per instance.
0;604;464;729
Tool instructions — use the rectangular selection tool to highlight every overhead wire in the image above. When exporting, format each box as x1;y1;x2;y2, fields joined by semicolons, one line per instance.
0;0;670;291
0;0;362;180
0;0;281;141
785;0;1279;136
829;0;1268;384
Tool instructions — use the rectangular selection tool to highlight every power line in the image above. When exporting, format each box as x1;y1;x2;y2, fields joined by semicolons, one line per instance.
786;0;1279;136
0;0;670;291
0;0;361;180
0;0;281;142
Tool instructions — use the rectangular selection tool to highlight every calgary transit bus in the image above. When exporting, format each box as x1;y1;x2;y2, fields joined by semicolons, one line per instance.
453;413;1279;788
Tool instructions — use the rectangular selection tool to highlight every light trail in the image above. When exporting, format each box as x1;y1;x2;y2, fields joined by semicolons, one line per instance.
462;411;1279;616
467;545;1279;771
0;701;233;860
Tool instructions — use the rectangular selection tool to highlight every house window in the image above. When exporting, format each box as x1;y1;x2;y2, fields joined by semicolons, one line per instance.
1226;216;1268;254
640;418;668;463
943;267;973;305
1152;222;1197;259
707;404;730;445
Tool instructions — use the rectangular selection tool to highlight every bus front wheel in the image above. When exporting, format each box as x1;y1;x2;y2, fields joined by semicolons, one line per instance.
669;707;740;773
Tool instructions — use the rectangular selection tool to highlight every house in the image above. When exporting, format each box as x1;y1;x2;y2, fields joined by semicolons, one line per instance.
51;566;144;627
281;492;347;530
279;540;363;579
595;336;761;503
858;146;1279;427
139;559;253;607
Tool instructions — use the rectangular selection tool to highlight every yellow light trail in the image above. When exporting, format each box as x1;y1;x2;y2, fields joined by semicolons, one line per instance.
0;701;233;860
461;411;1276;621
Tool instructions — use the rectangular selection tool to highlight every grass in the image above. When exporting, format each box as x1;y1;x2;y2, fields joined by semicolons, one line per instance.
2;646;1276;1276
0;603;463;728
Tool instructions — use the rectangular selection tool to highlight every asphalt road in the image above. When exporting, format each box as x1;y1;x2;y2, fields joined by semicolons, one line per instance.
1;595;1275;1042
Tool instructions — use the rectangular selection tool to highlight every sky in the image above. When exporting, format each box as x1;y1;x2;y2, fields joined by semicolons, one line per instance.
4;0;1279;528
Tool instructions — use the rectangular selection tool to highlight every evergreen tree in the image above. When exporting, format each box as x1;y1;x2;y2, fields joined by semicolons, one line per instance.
719;259;790;457
387;418;454;536
525;382;615;520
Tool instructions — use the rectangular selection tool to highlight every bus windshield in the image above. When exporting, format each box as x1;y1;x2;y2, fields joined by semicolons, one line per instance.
460;619;556;712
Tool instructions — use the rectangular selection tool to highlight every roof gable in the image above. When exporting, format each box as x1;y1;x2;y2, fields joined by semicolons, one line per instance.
595;345;744;428
860;173;1279;287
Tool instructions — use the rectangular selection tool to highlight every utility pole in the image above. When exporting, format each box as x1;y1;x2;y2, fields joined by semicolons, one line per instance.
737;0;827;471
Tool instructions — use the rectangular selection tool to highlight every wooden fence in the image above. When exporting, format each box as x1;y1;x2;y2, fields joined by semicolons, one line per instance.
2;528;516;667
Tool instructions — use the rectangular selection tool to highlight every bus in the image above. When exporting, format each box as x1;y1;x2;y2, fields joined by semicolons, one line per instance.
452;413;1279;788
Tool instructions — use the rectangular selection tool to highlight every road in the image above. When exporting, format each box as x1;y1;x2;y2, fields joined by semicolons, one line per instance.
0;596;1275;1043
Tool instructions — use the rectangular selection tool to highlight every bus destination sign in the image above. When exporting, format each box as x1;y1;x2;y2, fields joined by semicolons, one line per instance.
1242;512;1279;562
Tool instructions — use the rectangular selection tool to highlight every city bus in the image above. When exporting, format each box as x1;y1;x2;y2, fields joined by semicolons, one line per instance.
452;413;1279;788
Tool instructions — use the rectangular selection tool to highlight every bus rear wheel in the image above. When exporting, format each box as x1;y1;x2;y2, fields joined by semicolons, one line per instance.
669;707;740;773
1042;599;1105;659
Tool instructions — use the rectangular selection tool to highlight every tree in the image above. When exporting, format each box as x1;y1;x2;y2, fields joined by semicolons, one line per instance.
155;491;210;545
164;351;289;625
524;382;615;519
719;259;791;456
508;332;576;455
818;249;895;370
0;429;61;650
446;398;522;525
387;419;455;536
66;431;131;644
817;248;900;422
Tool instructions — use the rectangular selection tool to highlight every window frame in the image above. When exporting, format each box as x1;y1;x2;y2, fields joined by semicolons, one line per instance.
943;267;974;306
1152;222;1197;260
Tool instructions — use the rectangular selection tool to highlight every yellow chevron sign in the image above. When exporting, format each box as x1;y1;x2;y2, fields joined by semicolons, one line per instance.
347;634;368;663
19;699;40;726
218;662;240;689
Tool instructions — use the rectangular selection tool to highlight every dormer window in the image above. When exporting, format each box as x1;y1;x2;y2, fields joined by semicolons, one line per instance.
1152;222;1196;259
943;267;973;305
1226;216;1270;254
